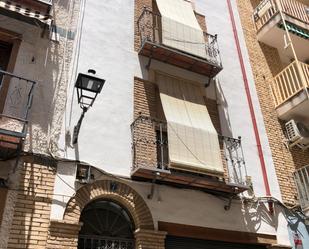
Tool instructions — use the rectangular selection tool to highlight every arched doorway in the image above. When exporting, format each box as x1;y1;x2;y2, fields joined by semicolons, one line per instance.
78;199;135;249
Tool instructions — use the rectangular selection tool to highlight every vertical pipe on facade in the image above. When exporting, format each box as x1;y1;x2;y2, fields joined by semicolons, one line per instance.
226;0;271;197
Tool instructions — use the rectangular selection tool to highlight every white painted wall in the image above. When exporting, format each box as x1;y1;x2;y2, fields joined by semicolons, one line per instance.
61;0;137;176
51;0;290;246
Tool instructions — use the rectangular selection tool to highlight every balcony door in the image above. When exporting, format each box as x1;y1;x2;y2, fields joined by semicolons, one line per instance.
0;41;12;83
0;30;20;114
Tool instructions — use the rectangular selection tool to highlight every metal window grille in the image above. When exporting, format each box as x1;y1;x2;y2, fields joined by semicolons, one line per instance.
78;235;134;249
294;165;309;210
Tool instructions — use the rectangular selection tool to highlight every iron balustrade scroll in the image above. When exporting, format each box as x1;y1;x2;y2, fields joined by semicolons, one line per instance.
137;8;222;68
0;69;35;141
219;135;248;186
131;115;248;187
78;235;134;249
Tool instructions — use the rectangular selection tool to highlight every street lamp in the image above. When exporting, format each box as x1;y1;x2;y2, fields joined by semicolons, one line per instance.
72;69;105;144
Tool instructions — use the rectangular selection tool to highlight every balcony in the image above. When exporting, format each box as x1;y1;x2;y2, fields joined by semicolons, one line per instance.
270;60;309;120
0;70;35;159
253;0;309;63
137;9;223;78
0;0;52;27
131;116;249;194
294;165;309;214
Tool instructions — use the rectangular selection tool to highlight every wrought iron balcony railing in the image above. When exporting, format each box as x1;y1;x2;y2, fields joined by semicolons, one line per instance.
131;116;249;190
0;69;35;158
137;8;223;78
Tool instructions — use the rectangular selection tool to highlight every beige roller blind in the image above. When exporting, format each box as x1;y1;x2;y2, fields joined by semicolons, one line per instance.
157;73;224;175
156;0;207;58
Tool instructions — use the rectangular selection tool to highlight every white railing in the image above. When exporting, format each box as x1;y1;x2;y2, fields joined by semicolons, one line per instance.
254;0;309;31
294;165;309;210
280;0;309;24
270;61;309;107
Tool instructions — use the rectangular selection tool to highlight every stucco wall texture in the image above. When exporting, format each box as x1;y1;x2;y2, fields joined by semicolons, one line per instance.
0;0;80;156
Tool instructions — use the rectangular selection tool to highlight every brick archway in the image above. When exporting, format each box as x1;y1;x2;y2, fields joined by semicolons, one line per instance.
63;179;154;230
46;179;162;249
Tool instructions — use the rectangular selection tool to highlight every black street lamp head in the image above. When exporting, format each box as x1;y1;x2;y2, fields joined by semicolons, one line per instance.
75;72;105;109
72;71;106;144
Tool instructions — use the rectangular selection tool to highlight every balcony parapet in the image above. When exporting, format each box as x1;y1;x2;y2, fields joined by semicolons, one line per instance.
0;69;35;159
269;60;309;120
131;115;249;194
137;8;223;78
254;0;309;32
271;60;309;108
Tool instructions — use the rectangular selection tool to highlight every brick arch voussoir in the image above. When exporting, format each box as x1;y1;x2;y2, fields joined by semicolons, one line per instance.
63;179;154;230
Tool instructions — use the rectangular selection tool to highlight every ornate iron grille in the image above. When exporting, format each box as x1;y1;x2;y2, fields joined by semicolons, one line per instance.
78;235;134;249
131;115;248;187
78;200;135;249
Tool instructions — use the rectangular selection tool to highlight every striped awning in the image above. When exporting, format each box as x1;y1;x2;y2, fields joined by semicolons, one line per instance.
278;22;309;40
0;0;52;25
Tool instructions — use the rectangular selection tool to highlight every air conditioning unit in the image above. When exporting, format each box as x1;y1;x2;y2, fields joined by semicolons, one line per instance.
285;120;309;150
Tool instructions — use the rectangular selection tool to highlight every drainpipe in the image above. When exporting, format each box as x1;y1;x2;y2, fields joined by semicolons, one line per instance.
226;0;272;208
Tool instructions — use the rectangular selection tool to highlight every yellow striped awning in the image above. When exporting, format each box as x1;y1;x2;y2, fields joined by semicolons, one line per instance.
0;0;52;25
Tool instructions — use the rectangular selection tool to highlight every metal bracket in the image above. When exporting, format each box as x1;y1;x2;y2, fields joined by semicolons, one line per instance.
205;76;212;88
145;46;155;70
72;107;88;144
224;194;237;211
205;68;214;88
147;172;160;199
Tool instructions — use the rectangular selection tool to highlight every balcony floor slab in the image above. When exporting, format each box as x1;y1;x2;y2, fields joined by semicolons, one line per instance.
131;166;248;194
139;41;222;78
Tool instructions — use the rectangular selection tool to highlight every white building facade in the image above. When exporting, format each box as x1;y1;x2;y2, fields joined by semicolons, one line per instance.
1;0;308;248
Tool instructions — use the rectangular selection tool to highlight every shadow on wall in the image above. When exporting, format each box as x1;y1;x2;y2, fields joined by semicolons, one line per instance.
285;208;309;249
25;30;75;154
241;200;275;233
215;79;233;138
